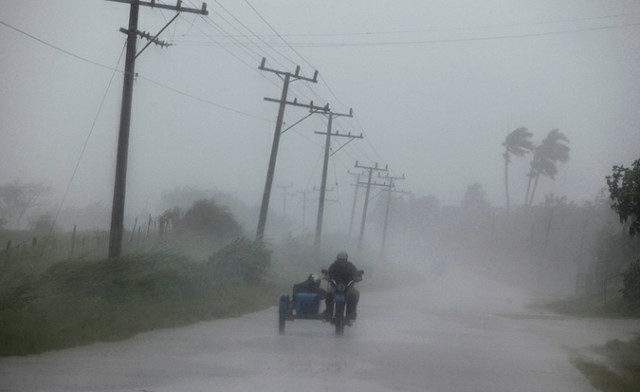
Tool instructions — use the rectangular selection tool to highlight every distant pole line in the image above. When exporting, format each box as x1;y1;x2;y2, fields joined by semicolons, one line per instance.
354;161;388;253
313;109;360;252
255;57;324;243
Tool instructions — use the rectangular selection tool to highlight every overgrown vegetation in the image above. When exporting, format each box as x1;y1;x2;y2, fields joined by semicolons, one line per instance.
547;292;640;318
181;199;242;240
207;237;271;284
621;259;640;302
573;336;640;392
0;243;278;356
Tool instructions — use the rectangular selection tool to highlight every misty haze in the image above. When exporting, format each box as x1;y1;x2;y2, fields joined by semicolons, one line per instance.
1;1;640;391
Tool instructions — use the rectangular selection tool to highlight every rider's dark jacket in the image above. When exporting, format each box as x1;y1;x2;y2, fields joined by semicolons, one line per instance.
328;259;359;284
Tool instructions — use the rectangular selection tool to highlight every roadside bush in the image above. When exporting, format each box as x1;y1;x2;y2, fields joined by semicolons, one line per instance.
622;258;640;301
181;199;241;240
207;237;271;284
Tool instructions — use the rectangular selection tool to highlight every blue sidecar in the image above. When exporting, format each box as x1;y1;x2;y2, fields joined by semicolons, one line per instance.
278;292;324;334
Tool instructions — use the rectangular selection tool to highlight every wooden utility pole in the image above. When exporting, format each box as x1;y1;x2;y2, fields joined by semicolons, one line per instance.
298;188;313;230
276;184;294;217
256;58;326;242
378;173;410;254
347;170;363;237
354;161;388;253
106;0;208;258
314;110;360;251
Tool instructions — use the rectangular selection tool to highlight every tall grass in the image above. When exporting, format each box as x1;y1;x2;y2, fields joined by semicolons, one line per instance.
0;251;281;356
573;337;640;392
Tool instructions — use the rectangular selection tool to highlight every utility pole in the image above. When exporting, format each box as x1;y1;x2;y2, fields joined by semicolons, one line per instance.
106;0;208;258
378;173;410;254
347;170;363;237
256;57;327;242
276;184;294;217
298;188;313;230
313;110;361;251
354;161;388;253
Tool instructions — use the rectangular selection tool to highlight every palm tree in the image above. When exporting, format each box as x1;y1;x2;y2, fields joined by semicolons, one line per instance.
525;129;570;206
502;127;534;214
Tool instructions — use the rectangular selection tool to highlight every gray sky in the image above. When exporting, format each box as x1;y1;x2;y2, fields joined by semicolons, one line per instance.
1;0;639;228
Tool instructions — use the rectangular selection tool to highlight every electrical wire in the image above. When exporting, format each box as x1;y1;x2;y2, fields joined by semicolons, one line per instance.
0;18;275;123
174;11;640;39
177;21;640;47
137;75;272;122
49;42;127;233
235;1;391;169
240;0;328;105
212;0;298;69
0;19;119;72
184;9;317;103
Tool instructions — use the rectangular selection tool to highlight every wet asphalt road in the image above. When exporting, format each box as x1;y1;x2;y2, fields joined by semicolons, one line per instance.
1;272;638;392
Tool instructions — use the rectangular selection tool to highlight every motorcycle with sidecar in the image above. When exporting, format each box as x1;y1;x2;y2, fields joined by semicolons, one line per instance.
278;269;362;336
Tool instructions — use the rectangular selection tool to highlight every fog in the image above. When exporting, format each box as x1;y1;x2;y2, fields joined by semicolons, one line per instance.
1;1;639;273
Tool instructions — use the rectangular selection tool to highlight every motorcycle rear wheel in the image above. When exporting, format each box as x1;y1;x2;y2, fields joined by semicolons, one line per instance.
334;302;345;336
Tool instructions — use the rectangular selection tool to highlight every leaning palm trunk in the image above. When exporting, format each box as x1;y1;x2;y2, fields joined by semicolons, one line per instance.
504;155;511;215
524;170;534;207
528;174;540;206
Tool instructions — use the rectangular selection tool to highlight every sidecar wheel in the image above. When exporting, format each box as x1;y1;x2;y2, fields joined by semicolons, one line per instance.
278;313;286;334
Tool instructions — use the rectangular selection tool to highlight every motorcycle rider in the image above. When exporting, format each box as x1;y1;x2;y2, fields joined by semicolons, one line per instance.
324;251;362;322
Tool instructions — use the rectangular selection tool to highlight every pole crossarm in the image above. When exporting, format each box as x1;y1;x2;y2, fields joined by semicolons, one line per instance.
314;130;363;138
378;173;411;195
106;0;209;15
259;57;318;83
379;172;406;181
355;161;388;173
264;97;329;112
378;172;410;194
120;27;171;48
355;180;393;188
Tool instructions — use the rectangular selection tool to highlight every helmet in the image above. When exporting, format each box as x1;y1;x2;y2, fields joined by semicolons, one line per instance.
336;251;348;260
310;274;321;286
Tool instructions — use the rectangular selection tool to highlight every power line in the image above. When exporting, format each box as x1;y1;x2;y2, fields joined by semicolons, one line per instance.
242;0;316;71
184;8;317;104
172;21;640;47
0;19;119;72
137;75;272;122
0;18;272;123
174;11;640;39
1;9;388;190
186;1;360;152
50;42;127;232
212;0;298;69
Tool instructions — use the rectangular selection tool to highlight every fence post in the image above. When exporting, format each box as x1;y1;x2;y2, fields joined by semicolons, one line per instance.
70;224;77;257
130;217;138;243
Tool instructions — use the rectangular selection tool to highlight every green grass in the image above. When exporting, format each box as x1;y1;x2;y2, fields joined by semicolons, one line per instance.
572;336;640;392
0;251;283;356
548;291;640;391
546;291;640;319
